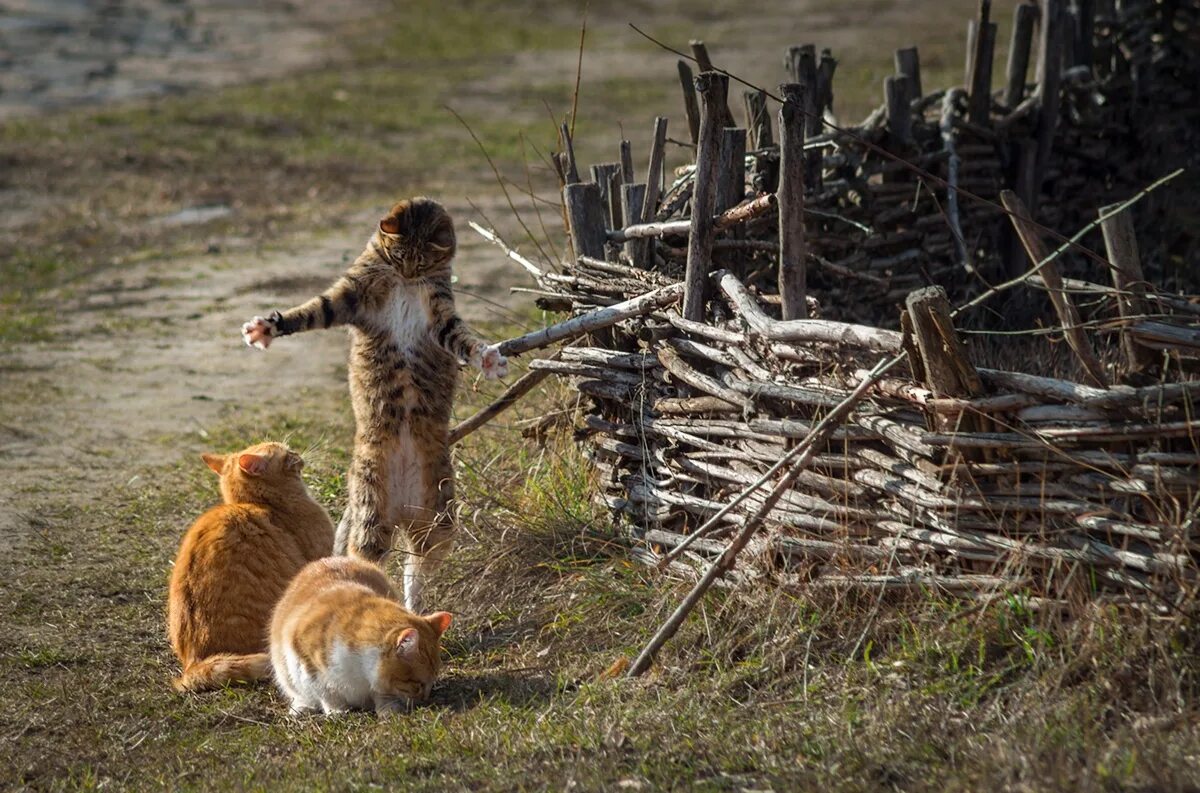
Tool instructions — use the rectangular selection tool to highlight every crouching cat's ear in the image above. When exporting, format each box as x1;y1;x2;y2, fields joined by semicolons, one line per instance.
237;453;269;476
396;628;420;658
201;453;225;474
425;611;452;636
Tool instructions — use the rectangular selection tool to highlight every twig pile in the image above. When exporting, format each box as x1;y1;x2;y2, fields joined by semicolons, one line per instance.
570;0;1200;328
467;1;1200;609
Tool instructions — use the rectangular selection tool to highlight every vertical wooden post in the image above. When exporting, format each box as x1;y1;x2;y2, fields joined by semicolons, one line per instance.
1034;0;1064;191
559;122;580;185
640;116;669;225
964;19;978;86
1001;189;1108;387
690;41;734;128
621;183;649;268
885;75;913;147
777;83;807;321
716;127;747;214
1074;0;1095;69
744;90;776;194
1003;138;1038;277
1003;3;1038;109
967;0;997;125
682;72;727;322
786;45;821;188
817;48;837;118
563;182;607;261
619;140;635;183
743;90;772;149
677;61;700;146
906;287;982;397
895;47;923;99
905;287;982;433
591;162;621;231
1100;203;1155;374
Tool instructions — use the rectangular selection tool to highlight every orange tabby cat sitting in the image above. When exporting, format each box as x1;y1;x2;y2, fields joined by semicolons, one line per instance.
168;442;334;692
270;556;452;715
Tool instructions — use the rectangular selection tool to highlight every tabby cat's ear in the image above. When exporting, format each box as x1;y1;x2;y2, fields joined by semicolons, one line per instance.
425;611;452;636
237;453;269;477
379;216;400;235
201;453;225;474
396;628;420;658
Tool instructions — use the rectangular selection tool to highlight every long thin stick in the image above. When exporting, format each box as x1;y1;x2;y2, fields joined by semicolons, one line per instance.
450;367;553;445
497;282;684;358
627;355;903;677
1001;190;1108;387
468;221;543;280
951;168;1184;319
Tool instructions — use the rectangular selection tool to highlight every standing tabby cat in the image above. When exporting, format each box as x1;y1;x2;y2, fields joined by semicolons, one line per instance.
168;442;333;691
241;197;506;611
270;556;452;715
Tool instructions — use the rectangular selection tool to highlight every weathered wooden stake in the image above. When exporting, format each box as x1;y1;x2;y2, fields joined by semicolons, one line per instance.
744;89;777;194
563;182;607;261
885;75;913;147
1074;0;1095;70
690;41;734;128
1034;0;1064;191
895;47;923;99
964;19;978;85
1001;189;1108;387
778;83;807;321
621;182;650;268
591;162;621;231
967;0;997;125
559;122;580;185
618;140;635;184
906;287;982;398
682;71;727;322
817;48;837;117
1004;3;1038;109
640;116;669;226
1100;203;1155;374
716;127;747;215
743;89;772;149
677;61;700;145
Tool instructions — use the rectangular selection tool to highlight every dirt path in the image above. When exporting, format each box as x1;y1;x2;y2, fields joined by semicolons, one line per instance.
0;0;385;119
0;194;538;550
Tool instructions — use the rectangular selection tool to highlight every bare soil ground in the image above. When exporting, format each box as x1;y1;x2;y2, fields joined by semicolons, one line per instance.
2;1;1198;790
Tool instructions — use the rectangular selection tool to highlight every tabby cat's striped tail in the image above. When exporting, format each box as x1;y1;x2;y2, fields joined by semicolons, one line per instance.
173;653;272;692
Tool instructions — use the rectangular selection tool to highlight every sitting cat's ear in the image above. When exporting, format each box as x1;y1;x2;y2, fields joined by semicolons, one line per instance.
424;612;452;636
201;453;225;474
379;215;400;235
396;628;420;658
237;453;269;477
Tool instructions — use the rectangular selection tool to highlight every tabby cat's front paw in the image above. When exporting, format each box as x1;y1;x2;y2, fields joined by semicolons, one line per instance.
241;315;278;349
479;345;508;380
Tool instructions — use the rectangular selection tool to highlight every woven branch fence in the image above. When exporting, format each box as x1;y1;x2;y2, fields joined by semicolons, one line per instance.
469;0;1200;609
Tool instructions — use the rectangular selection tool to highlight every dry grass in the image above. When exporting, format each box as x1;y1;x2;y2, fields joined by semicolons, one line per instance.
2;360;1198;791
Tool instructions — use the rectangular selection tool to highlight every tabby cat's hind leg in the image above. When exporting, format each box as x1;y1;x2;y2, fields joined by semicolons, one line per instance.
402;518;455;613
339;453;393;563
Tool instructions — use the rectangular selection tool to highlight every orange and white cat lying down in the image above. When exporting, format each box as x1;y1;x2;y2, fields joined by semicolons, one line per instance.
270;556;452;715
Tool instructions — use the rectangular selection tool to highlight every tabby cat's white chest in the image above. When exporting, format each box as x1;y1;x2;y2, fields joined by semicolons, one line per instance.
383;285;432;347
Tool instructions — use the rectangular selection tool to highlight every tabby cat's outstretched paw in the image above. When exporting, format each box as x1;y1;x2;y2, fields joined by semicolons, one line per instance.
480;345;508;380
241;315;278;349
